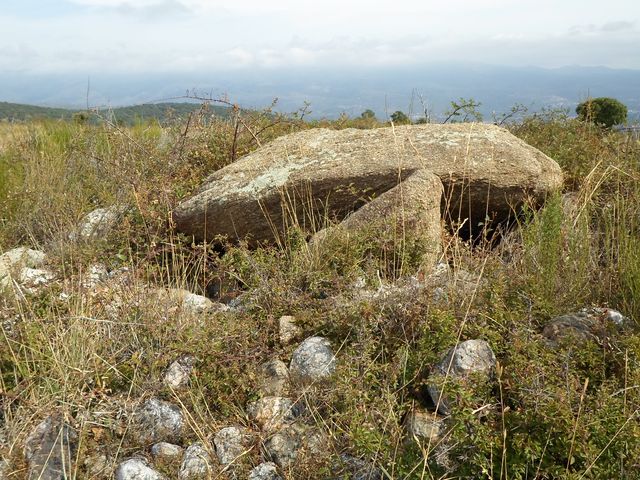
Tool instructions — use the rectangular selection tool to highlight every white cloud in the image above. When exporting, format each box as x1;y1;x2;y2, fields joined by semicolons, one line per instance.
1;0;638;73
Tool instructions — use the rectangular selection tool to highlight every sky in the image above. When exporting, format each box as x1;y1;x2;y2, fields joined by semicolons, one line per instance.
1;0;639;74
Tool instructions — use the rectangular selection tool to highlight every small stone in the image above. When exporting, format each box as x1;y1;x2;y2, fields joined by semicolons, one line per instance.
151;442;184;460
178;443;213;480
289;336;336;385
84;453;110;476
0;247;48;291
248;462;282;480
132;398;184;445
543;307;628;344
82;264;110;289
405;408;444;444
263;429;300;468
213;426;253;465
115;458;166;480
259;360;290;396
19;267;55;288
427;339;496;415
279;316;301;345
153;288;229;315
335;455;382;480
247;397;298;432
262;425;323;468
24;415;78;480
71;205;126;241
163;356;196;389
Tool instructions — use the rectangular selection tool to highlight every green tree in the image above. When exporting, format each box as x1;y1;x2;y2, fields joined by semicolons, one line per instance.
390;110;411;125
576;97;628;128
360;109;377;120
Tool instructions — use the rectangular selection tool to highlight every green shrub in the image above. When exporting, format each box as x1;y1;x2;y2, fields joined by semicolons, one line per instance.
576;97;628;128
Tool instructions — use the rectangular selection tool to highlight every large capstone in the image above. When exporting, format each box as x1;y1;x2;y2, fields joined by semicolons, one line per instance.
174;124;562;245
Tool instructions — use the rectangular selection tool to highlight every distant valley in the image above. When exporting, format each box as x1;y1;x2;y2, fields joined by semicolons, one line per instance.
2;64;639;121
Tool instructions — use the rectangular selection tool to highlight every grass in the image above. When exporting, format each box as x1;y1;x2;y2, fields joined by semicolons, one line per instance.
1;107;640;479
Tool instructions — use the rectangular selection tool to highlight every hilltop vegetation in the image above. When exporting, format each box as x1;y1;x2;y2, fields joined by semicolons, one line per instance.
0;101;230;126
1;104;640;479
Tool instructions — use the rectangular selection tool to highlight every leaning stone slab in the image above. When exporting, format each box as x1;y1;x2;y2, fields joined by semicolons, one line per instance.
174;124;562;245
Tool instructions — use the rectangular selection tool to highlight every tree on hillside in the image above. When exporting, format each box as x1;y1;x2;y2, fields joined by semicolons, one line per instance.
576;97;628;128
361;109;377;120
390;110;411;125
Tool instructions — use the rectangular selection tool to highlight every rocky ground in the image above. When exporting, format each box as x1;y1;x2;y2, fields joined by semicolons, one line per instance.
1;114;640;479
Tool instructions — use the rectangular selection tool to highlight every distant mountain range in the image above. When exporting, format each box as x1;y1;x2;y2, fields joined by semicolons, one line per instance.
1;64;639;121
0;101;229;125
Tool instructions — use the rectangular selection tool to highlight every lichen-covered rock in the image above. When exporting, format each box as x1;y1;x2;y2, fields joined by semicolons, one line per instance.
163;356;196;389
151;442;184;461
405;408;444;444
289;336;336;385
0;247;48;291
334;455;383;480
427;339;496;414
178;443;213;480
259;360;290;397
213;426;253;465
542;307;628;344
132;398;184;445
174;124;562;245
248;462;282;480
23;415;77;480
262;429;300;468
278;315;301;345
262;425;325;468
18;268;55;290
70;205;127;241
84;452;110;477
151;288;229;315
115;458;166;480
247;397;299;432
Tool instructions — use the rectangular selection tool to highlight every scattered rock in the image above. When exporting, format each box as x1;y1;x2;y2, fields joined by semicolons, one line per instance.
405;408;444;444
278;315;301;345
84;452;110;477
132;398;184;445
427;339;496;414
151;442;184;461
71;205;127;241
174;124;562;245
81;264;110;289
247;397;299;432
0;247;48;291
248;462;282;480
152;288;229;315
178;443;214;480
262;424;325;468
163;356;196;389
262;428;300;468
23;415;78;480
213;426;253;465
289;336;336;385
543;307;628;344
115;458;166;480
18;267;55;290
334;454;382;480
259;360;290;397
